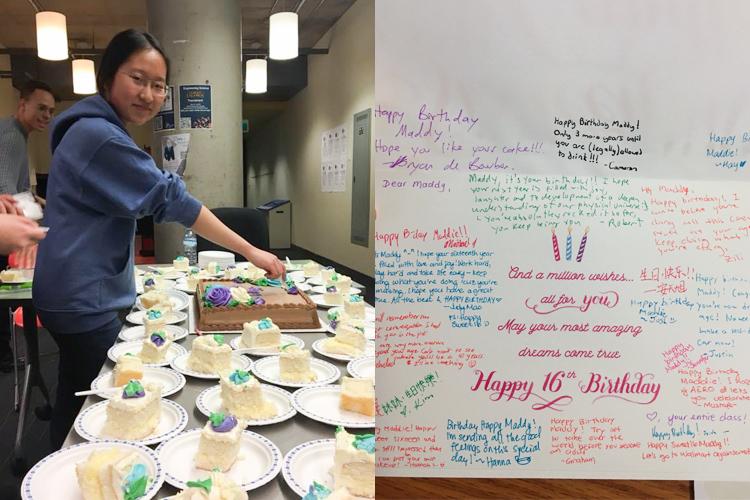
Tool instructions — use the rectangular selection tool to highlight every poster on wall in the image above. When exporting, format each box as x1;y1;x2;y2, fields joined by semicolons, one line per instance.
321;125;347;192
161;133;190;176
376;0;750;482
179;85;212;129
153;85;175;131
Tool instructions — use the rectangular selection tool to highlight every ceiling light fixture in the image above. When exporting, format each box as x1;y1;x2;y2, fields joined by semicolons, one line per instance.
35;11;69;60
72;58;96;94
245;58;267;94
269;12;298;60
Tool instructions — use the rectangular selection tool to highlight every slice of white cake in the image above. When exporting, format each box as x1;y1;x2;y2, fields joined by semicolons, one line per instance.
339;377;375;416
195;412;243;472
173;471;247;500
139;330;172;364
240;317;281;349
220;369;278;420
327;273;352;294
323;286;344;306
332;426;375;498
343;295;365;319
303;261;320;277
139;290;170;310
320;267;336;283
188;334;232;375
144;308;167;335
102;380;161;440
112;354;143;387
279;345;316;383
324;323;366;357
173;256;189;271
303;481;355;500
76;448;151;500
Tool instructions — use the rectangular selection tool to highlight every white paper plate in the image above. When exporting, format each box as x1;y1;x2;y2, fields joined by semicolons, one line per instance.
147;266;186;280
329;306;375;324
310;294;348;309
310;285;361;295
287;270;306;283
174;279;196;294
136;289;191;312
311;338;375;362
291;385;375;428
195;384;296;425
135;279;176;295
294;282;312;292
107;341;188;367
252;356;340;388
91;367;186;399
155;428;282;491
229;334;304;356
21;440;164;500
347;356;375;380
74;399;189;446
323;320;374;341
126;309;188;325
170;352;252;379
282;439;335;497
119;324;188;342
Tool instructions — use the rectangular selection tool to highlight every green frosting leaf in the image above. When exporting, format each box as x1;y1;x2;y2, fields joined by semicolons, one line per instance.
123;470;148;500
280;342;295;351
209;412;225;427
186;477;213;493
212;334;225;345
228;299;239;307
123;380;145;398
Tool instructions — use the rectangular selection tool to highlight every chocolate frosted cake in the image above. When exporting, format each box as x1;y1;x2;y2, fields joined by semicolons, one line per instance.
196;279;320;331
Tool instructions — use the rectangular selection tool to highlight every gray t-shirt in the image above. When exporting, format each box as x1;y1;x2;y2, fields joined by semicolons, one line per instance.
0;116;29;194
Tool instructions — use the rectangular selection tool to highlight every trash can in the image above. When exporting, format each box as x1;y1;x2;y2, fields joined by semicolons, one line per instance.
257;199;291;249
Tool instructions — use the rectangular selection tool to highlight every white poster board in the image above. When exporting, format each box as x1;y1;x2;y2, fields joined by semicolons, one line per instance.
375;0;750;480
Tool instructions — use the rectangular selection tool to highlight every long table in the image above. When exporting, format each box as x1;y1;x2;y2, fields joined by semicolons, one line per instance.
62;273;365;499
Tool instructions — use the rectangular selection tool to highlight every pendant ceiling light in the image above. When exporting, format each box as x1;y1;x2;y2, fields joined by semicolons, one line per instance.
72;59;96;94
269;12;298;60
36;11;69;60
245;59;267;94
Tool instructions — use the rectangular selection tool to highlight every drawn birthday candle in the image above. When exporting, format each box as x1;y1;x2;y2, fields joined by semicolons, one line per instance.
551;227;560;261
565;226;572;261
576;227;589;262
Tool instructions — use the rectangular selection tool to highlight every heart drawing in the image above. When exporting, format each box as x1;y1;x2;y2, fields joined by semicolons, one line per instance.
646;411;658;421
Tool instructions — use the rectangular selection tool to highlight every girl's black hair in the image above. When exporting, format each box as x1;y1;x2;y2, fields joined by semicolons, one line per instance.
97;29;170;96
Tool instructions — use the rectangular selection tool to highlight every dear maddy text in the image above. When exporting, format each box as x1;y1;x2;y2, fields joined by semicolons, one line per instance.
469;370;661;409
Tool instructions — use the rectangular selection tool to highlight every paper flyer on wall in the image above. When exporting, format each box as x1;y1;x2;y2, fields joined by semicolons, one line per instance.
161;133;190;175
321;125;347;192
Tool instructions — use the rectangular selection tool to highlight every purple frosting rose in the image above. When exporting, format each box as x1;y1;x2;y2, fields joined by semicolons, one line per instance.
206;286;231;307
211;414;238;432
247;286;261;295
254;297;265;305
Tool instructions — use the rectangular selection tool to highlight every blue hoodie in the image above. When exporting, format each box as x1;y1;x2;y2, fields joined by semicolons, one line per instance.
33;95;202;334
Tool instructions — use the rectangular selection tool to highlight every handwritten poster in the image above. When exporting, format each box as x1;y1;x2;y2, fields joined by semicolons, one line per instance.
375;0;750;480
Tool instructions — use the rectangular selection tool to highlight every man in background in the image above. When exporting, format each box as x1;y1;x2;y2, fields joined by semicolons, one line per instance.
0;80;56;371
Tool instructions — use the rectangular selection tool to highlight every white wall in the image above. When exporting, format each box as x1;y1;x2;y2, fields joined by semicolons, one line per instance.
245;0;374;277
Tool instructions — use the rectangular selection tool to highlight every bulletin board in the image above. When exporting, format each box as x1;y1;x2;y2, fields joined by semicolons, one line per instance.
375;0;750;480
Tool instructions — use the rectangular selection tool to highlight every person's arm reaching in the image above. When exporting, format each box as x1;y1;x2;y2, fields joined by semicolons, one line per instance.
191;206;284;278
0;214;45;256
